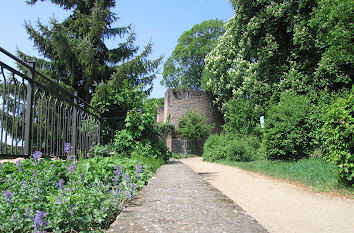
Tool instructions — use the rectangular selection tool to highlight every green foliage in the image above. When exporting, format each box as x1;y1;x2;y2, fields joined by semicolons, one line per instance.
113;100;170;161
223;97;260;135
0;153;160;232
91;79;147;143
176;110;214;140
203;134;260;162
162;19;225;89
321;89;354;185
21;0;162;101
145;97;165;107
89;144;112;157
264;92;313;160
202;0;352;111
310;0;353;89
306;89;342;150
202;134;228;162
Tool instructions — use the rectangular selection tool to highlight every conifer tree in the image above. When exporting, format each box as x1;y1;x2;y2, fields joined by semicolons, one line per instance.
20;0;162;101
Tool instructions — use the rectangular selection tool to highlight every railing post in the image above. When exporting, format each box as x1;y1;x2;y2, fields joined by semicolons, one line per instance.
71;92;78;156
97;113;101;145
24;62;35;156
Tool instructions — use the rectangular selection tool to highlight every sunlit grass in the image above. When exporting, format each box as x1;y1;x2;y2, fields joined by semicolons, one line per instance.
216;158;354;195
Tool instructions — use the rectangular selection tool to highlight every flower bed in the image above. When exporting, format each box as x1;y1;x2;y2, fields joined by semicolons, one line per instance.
0;144;157;232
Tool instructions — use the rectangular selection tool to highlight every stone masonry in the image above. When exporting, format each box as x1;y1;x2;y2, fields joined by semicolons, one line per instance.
157;88;223;153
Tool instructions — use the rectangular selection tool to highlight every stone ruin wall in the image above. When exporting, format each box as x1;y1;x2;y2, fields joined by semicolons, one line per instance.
157;88;224;152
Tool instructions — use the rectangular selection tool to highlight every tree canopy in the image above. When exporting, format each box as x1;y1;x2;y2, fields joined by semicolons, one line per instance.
202;0;353;113
20;0;162;101
161;19;225;90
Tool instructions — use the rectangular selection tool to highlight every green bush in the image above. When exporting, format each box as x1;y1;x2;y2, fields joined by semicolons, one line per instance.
89;144;112;157
223;97;260;135
113;101;169;161
224;136;258;162
203;134;228;162
176;110;214;140
203;134;260;162
307;90;341;152
322;89;354;185
91;80;147;144
264;92;313;160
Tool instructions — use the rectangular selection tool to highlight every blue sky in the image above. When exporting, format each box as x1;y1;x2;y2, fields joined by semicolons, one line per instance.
0;0;234;98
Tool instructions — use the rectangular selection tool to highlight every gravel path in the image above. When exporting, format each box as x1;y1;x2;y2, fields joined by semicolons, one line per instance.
108;160;268;233
181;157;354;233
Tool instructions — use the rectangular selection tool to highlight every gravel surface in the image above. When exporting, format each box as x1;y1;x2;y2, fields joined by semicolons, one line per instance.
181;157;354;233
108;160;268;233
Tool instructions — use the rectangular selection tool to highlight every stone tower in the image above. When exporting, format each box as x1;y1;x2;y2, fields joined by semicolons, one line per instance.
157;88;223;154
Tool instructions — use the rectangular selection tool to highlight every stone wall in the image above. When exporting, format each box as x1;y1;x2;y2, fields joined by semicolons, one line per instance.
157;88;224;153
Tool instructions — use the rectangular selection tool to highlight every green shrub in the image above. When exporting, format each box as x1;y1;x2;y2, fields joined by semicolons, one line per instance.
89;144;111;157
307;89;341;151
322;89;354;185
91;80;147;144
203;134;260;162
264;92;313;160
223;97;260;135
113;100;170;161
176;110;214;140
224;136;258;162
203;134;228;161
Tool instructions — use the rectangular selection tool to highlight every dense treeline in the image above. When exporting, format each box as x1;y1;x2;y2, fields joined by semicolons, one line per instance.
202;0;353;185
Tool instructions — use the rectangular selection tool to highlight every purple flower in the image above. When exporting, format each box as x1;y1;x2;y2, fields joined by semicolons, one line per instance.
69;203;77;217
135;164;142;172
135;164;143;177
16;160;22;170
33;151;42;162
123;191;132;199
124;174;131;183
132;183;138;192
113;165;122;176
114;185;120;196
64;143;72;154
32;170;38;181
10;214;17;222
56;179;64;189
35;188;40;195
69;208;75;217
32;210;48;231
4;191;13;204
57;196;62;204
66;163;77;173
24;207;31;217
21;180;28;190
50;164;55;169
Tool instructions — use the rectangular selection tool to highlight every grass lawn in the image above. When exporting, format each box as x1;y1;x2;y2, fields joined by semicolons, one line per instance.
216;158;354;196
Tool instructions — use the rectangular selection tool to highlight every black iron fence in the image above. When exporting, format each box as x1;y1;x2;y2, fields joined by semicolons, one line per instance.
0;47;101;158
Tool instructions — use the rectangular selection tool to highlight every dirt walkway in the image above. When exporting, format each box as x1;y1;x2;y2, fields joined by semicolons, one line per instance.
181;157;354;233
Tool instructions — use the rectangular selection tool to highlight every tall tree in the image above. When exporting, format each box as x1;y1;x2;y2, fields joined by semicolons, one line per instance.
161;19;225;90
203;0;353;114
310;0;353;90
20;0;162;101
202;0;322;113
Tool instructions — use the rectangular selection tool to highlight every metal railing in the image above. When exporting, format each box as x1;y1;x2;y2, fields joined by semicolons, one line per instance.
170;139;205;156
0;47;101;158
